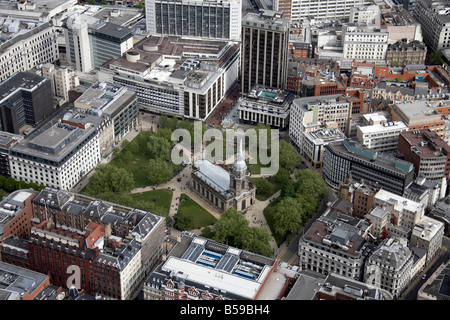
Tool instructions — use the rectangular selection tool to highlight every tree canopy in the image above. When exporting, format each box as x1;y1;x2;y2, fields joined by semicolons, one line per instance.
83;164;134;195
202;208;273;257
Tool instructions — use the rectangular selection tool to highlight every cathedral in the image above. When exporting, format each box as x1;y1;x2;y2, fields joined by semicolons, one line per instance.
191;145;256;212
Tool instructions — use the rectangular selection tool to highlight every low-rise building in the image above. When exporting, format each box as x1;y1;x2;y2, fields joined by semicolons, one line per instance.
323;139;415;195
9;120;102;191
386;40;427;67
143;232;277;300
238;86;294;129
302;126;346;169
298;209;374;281
356;121;408;152
364;237;413;298
27;187;166;300
74;82;138;144
0;261;50;300
99;36;240;120
397;129;450;182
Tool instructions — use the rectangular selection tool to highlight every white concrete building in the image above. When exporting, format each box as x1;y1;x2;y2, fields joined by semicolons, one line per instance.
356;121;409;152
414;0;450;51
410;216;444;264
373;189;426;238
342;23;389;62
289;95;350;151
41;63;79;105
9;122;102;191
98;36;240;120
364;237;413;298
302;126;346;168
64;13;133;72
278;0;372;22
146;0;242;41
349;5;381;26
0;21;59;83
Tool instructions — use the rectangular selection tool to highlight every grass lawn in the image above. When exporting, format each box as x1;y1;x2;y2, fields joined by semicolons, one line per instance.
130;189;173;216
178;193;217;229
250;177;281;201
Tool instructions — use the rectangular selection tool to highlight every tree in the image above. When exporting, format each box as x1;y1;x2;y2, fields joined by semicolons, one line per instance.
3;177;16;192
294;169;328;202
429;50;443;65
145;134;171;160
174;212;193;230
271;197;304;240
146;159;175;185
212;208;249;246
280;179;296;198
84;164;134;195
240;227;273;257
0;175;6;189
270;167;290;184
211;208;272;256
279;140;301;171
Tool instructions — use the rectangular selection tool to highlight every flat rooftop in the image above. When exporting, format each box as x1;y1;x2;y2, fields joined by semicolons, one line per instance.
161;234;276;300
0;72;47;102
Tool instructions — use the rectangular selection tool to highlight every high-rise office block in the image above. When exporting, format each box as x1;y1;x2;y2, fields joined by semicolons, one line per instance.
241;10;290;94
145;0;242;40
64;13;133;72
273;0;371;22
0;72;54;134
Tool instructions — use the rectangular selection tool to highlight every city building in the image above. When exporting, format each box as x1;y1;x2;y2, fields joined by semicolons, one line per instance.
98;35;240;120
368;189;426;240
389;101;446;139
364;237;413;298
64;13;134;72
316;273;393;300
273;0;372;22
27;187;166;300
397;129;450;182
349;5;381;26
74;82;139;144
9;120;102;191
0;72;54;135
0;189;36;241
143;232;277;300
386;41;427;67
414;0;450;51
289;95;350;151
403;175;446;210
0;132;22;178
238;85;294;129
300;61;347;98
145;0;242;41
0;261;50;300
0;0;77;23
41;64;80;106
241;10;290;94
356;121;408;152
298;208;374;280
61;109;114;161
429;194;450;236
302;126;346;169
191;146;256;212
322;139;415;195
352;183;377;219
341;23;389;63
410;216;444;264
417;259;450;300
0;21;59;83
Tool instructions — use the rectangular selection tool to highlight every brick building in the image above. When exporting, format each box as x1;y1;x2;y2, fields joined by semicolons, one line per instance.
397;130;450;183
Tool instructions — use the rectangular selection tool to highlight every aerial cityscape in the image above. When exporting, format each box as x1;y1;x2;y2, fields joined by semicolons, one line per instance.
0;0;449;307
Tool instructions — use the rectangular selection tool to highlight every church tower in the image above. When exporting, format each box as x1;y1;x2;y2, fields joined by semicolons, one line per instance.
230;140;250;196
